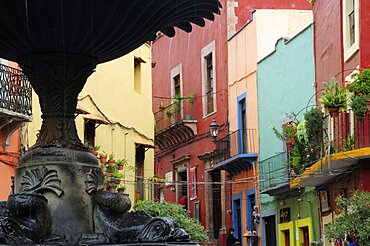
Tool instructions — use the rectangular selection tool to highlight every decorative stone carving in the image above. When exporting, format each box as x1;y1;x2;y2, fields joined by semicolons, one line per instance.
85;168;104;194
21;166;63;197
0;194;50;244
18;54;97;149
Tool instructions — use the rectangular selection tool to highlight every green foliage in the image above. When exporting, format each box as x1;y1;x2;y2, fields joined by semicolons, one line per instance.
106;164;117;173
319;80;347;111
112;172;124;179
304;108;323;145
134;200;207;243
324;191;370;245
297;120;308;144
89;145;100;152
348;68;370;96
343;135;355;151
116;159;128;166
271;122;297;141
109;153;115;160
107;182;117;188
117;185;126;191
350;94;368;120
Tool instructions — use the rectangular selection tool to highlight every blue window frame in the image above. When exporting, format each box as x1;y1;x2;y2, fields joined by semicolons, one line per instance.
237;92;247;154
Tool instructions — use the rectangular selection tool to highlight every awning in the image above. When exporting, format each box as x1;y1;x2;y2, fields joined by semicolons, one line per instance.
208;153;258;176
290;147;370;188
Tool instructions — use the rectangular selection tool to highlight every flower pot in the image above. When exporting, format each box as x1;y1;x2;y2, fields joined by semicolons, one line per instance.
118;164;124;170
285;140;293;150
91;151;99;157
100;156;107;163
108;159;115;164
118;189;126;194
328;107;339;118
108;187;116;192
113;178;121;185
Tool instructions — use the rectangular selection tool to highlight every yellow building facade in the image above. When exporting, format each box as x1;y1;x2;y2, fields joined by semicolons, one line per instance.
24;44;155;203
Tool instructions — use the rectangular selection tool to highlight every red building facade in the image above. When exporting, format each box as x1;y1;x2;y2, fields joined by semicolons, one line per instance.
152;0;230;244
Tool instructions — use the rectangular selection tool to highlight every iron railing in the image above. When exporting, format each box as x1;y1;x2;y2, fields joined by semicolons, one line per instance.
259;152;288;192
154;100;196;133
330;112;370;151
215;129;257;162
0;63;32;116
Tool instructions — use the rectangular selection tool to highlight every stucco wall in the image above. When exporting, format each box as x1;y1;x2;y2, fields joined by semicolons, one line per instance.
257;24;315;164
25;44;155;202
234;0;312;31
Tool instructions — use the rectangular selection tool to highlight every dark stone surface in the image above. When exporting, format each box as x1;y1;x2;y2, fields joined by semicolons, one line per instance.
0;147;197;245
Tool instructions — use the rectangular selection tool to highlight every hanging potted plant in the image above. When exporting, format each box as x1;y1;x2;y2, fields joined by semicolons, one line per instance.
319;80;347;117
116;159;127;170
112;172;124;185
107;182;117;193
108;153;115;164
99;151;107;163
271;121;297;150
117;185;126;194
89;145;100;156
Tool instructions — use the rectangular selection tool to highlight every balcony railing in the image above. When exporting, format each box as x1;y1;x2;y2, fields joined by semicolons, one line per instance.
215;129;257;162
0;63;32;116
154;100;196;133
331;112;370;151
259;152;288;192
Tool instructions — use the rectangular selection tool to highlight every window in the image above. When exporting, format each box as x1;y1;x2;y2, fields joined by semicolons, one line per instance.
134;57;145;93
202;41;216;117
343;0;359;61
135;145;145;202
173;74;182;122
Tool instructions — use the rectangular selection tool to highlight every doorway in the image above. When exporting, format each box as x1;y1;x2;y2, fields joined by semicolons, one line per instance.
211;171;222;239
135;145;145;203
232;196;242;243
300;226;309;246
264;216;277;246
283;230;290;246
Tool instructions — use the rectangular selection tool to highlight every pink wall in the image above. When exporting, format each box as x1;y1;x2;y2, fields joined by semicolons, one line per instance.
152;0;229;232
235;0;311;30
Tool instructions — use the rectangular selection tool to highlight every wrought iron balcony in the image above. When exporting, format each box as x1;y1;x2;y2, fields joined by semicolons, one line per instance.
259;152;290;195
209;129;258;176
215;129;257;161
154;100;197;150
0;63;32;117
0;63;32;145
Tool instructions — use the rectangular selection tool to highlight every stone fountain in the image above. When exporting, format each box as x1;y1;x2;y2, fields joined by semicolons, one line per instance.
0;1;221;245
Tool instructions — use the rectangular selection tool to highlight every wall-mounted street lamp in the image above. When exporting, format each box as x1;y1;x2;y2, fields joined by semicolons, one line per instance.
209;118;220;142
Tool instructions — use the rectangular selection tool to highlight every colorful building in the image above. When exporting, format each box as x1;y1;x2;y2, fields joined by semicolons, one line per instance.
151;0;234;244
257;24;321;246
225;7;313;246
24;44;155;203
0;59;32;200
290;0;370;245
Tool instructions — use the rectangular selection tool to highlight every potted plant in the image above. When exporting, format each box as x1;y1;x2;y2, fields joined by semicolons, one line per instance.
348;67;370;109
106;163;117;174
159;102;165;111
99;151;107;163
117;185;126;194
112;172;124;185
350;94;368;120
89;145;100;156
271;121;297;150
101;163;107;173
107;182;117;192
108;153;115;164
319;80;347;117
116;159;127;170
